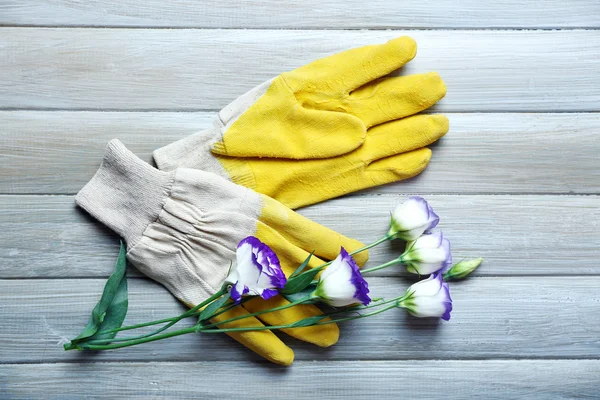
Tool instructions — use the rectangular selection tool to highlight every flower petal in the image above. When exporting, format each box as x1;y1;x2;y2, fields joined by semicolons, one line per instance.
316;248;370;307
401;273;452;320
411;231;443;250
389;197;440;241
227;236;287;303
393;197;430;230
409;273;443;297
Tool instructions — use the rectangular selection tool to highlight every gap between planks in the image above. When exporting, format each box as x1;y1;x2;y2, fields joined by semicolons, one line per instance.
2;277;600;363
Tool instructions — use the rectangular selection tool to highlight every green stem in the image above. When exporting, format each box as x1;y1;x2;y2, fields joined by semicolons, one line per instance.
72;326;198;350
200;296;313;329
206;296;253;320
69;295;410;350
349;235;390;256
292;235;392;282
79;288;227;345
100;315;182;334
199;303;399;334
360;258;403;274
313;304;398;325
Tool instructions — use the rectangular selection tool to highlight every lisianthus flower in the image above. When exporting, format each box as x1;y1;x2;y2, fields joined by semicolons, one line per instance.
388;196;439;241
400;231;452;275
225;236;286;303
314;248;371;307
398;272;452;320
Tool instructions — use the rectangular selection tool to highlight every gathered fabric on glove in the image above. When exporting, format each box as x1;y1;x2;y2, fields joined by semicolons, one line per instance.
76;140;368;366
153;36;448;209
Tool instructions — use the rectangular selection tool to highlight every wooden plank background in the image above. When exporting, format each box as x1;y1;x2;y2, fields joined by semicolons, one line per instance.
1;30;599;112
1;1;599;399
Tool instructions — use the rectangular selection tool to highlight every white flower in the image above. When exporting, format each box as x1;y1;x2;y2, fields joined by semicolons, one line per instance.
314;248;371;307
388;196;439;241
225;236;286;303
400;231;452;275
399;272;452;320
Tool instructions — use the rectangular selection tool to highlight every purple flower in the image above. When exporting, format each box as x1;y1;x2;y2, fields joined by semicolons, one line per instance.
388;196;439;241
398;272;452;321
314;248;371;307
225;236;286;304
400;231;452;275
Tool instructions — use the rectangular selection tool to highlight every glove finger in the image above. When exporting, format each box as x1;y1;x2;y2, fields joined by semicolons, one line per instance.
357;114;449;164
257;196;369;266
248;230;343;347
243;295;339;348
249;148;432;207
284;36;417;94
348;72;447;128
209;305;295;366
363;148;433;187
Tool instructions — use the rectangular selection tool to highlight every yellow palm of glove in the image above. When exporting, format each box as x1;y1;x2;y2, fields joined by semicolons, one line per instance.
211;36;445;160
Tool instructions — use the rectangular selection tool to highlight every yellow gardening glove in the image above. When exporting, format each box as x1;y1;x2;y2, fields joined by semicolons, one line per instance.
76;140;368;365
154;36;448;208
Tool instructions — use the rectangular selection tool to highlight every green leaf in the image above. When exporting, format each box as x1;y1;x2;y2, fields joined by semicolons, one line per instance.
289;252;314;278
90;278;128;341
282;267;321;295
197;292;231;323
282;284;317;303
288;314;329;328
70;241;128;345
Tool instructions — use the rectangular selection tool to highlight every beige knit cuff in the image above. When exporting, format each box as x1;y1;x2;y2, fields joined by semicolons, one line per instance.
75;139;175;248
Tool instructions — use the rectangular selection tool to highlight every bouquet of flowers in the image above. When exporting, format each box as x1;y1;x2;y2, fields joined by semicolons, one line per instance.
64;197;482;354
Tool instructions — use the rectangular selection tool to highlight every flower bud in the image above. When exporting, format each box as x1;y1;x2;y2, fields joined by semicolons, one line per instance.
387;196;439;241
399;272;452;320
314;248;371;307
443;258;484;280
225;236;287;303
400;231;452;275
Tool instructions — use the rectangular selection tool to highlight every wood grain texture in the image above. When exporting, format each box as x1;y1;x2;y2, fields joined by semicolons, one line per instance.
2;194;599;278
1;111;599;194
1;277;599;363
1;3;598;398
1;0;599;29
1;29;599;111
1;360;599;400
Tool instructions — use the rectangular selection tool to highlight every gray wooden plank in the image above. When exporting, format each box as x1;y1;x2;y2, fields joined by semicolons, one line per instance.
1;194;599;278
1;277;599;363
1;111;598;194
1;29;598;111
1;360;599;400
1;0;598;28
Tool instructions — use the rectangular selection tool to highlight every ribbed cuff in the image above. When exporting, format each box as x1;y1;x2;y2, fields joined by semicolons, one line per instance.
76;139;175;248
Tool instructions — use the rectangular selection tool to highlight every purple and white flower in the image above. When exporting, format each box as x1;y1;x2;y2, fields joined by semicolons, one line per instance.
314;248;371;307
398;272;452;321
400;231;452;275
225;236;287;304
388;196;439;241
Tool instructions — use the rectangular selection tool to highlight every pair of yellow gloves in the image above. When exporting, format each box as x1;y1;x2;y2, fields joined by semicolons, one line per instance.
130;37;448;365
152;36;448;364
